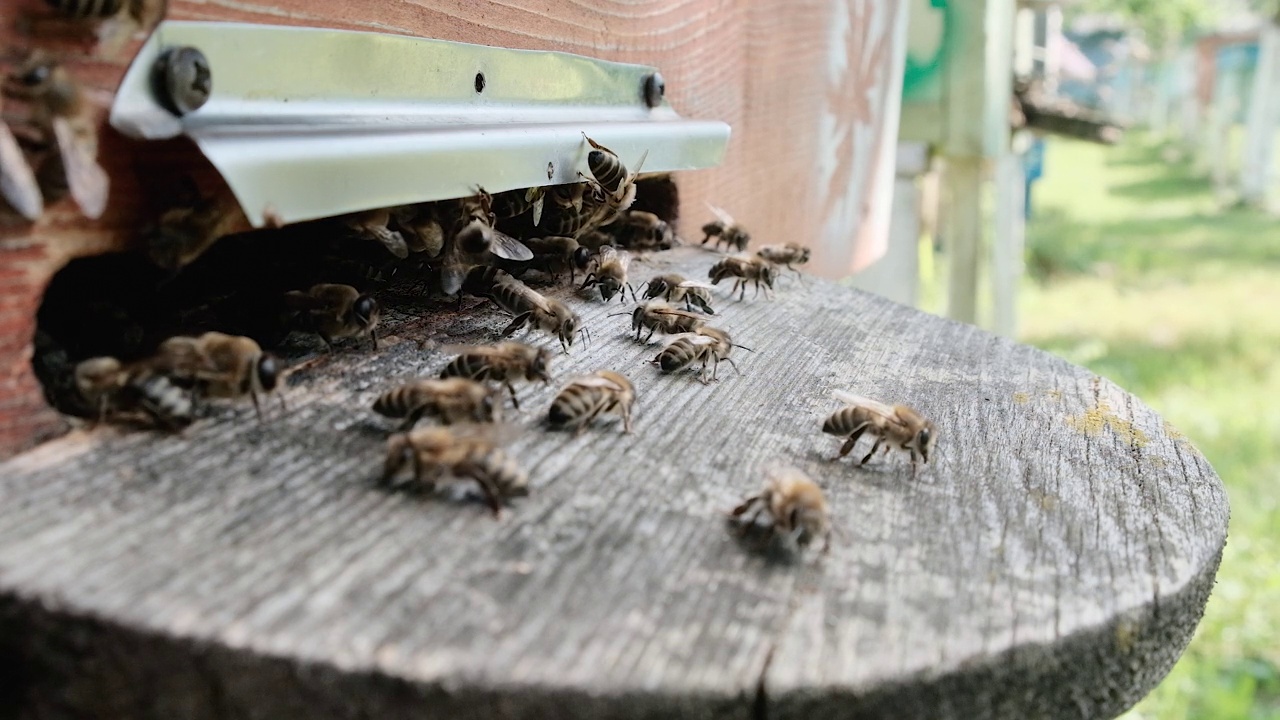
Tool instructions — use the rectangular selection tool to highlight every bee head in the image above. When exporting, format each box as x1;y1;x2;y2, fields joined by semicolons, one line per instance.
456;221;492;255
643;277;668;299
572;246;593;269
761;265;776;287
256;354;280;392
798;247;812;263
353;294;381;329
917;426;936;463
529;348;553;383
598;278;622;302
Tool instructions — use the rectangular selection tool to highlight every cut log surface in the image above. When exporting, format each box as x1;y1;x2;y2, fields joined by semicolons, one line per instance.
0;248;1227;719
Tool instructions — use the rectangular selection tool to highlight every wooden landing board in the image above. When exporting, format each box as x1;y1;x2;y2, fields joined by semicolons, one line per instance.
0;247;1227;719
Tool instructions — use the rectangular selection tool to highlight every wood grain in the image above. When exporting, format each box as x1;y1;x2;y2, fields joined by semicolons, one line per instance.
0;247;1228;718
0;0;905;456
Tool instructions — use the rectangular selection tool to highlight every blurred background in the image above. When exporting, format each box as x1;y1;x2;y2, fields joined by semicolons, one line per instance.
854;0;1280;717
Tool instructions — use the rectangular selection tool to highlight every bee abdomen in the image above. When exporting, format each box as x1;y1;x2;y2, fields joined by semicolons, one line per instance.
373;387;420;418
46;0;122;18
548;387;601;426
468;448;528;496
656;343;695;373
440;355;491;382
587;151;626;193
129;373;194;427
822;407;861;436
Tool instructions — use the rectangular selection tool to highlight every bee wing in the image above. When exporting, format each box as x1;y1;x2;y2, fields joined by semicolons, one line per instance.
650;306;703;321
570;375;628;391
616;249;632;272
0;122;42;220
504;278;553;313
628;149;649;178
438;343;504;358
52;117;108;219
706;203;735;225
831;391;899;418
487;228;534;262
676;280;715;290
282;290;325;311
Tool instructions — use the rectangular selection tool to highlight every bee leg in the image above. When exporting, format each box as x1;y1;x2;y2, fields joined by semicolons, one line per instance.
625;282;637;303
320;332;336;353
473;477;505;518
644;328;656;343
579;273;597;291
505;382;521;411
621;403;634;434
500;313;532;338
730;495;760;518
369;329;379;351
861;438;885;465
838;426;868;458
399;407;426;432
250;390;265;422
822;532;832;554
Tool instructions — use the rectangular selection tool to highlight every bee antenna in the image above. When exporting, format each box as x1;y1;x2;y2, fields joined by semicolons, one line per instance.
732;343;755;352
606;312;631;318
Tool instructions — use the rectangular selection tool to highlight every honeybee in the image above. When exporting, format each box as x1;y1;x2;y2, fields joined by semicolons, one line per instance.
579;134;646;229
730;467;831;552
650;326;745;384
372;377;500;431
537;183;589;237
283;283;381;350
709;255;776;300
465;267;585;351
439;341;553;410
640;274;715;314
145;191;240;271
580;246;635;302
615;300;705;343
491;186;546;226
344;208;409;259
822;391;936;466
148;332;281;419
74;356;193;429
2;52;109;219
615;210;677;251
701;205;750;252
548;370;634;434
389;203;445;256
41;0;168;56
0;98;42;220
382;425;528;517
756;242;811;272
521;235;592;283
439;188;534;295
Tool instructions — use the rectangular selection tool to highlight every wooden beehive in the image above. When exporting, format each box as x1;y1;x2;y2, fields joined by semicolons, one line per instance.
0;0;908;458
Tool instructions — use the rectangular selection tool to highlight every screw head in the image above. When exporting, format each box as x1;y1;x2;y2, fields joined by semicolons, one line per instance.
153;46;211;117
642;72;665;108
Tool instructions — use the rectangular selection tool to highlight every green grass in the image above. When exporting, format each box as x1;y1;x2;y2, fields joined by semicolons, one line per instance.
1021;134;1280;719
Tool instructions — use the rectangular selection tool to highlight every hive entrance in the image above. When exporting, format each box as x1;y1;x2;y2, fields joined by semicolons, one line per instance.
32;178;679;419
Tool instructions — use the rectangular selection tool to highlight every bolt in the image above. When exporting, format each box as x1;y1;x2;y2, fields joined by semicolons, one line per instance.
546;161;554;179
153;46;211;116
642;72;665;108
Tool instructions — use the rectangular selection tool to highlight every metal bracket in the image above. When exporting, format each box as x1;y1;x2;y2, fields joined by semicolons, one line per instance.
110;22;731;227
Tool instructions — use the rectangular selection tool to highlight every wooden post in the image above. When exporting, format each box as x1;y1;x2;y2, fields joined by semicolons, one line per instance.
991;148;1025;337
943;155;986;324
1241;21;1280;206
939;0;1013;325
849;141;927;306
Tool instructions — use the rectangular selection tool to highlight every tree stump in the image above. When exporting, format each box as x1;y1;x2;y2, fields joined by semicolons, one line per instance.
0;247;1227;719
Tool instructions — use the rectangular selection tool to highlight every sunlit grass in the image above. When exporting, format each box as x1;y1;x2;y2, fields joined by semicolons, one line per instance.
1021;134;1280;719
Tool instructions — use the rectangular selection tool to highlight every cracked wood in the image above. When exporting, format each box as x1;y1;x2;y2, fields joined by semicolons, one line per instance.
0;247;1228;719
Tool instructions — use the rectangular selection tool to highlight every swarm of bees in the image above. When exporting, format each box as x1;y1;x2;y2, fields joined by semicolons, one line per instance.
30;96;940;558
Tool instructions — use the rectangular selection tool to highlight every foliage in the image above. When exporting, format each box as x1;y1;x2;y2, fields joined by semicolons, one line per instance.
1020;134;1280;719
1071;0;1218;46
